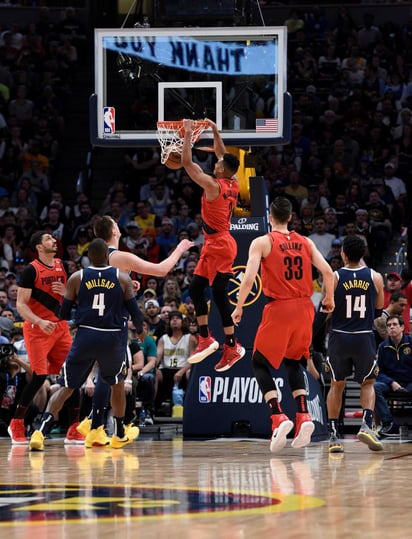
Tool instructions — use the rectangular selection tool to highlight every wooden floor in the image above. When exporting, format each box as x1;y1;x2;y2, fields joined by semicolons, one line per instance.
1;429;412;539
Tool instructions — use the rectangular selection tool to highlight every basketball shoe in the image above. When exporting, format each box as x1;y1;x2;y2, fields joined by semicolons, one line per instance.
291;413;315;449
64;422;86;445
269;413;294;452
329;433;344;454
8;418;28;445
214;341;245;372
85;425;110;448
76;417;92;437
188;335;219;364
110;425;140;449
357;422;383;451
29;430;44;452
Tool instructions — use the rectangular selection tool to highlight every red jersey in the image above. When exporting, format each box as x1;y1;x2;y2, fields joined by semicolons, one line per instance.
261;230;313;300
22;258;67;322
201;178;239;236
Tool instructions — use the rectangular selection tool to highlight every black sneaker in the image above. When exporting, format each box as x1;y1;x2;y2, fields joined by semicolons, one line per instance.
379;422;399;438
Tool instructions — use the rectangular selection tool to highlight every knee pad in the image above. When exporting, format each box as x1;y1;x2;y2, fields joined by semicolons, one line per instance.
252;350;276;395
283;358;305;392
212;274;232;328
189;275;209;317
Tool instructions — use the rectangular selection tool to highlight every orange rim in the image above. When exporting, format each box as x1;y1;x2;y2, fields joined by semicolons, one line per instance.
157;120;208;140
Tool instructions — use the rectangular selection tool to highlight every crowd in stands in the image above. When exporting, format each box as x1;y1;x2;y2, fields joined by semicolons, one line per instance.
1;4;412;430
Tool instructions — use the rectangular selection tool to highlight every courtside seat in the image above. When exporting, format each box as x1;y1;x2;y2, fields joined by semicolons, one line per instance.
386;391;412;427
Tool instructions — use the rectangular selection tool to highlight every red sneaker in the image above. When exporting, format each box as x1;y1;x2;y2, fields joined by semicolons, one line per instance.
291;412;314;449
270;413;293;452
64;422;86;445
214;341;245;372
188;335;219;364
8;418;28;445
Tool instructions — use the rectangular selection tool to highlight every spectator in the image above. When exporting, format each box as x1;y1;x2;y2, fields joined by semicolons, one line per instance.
365;190;392;264
156;217;178;254
129;319;157;425
382;161;408;229
374;291;408;346
375;314;412;437
148;182;171;220
155;311;196;416
144;298;162;339
123;220;142;252
301;184;329;216
383;271;412;334
134;200;161;234
187;222;204;249
308;216;336;258
142;287;158;304
0;335;32;437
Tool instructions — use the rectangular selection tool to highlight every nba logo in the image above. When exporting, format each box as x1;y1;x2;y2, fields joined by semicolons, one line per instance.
103;106;115;134
199;376;211;403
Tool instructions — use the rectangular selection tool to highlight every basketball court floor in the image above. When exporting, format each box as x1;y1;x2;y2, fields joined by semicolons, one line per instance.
0;430;411;539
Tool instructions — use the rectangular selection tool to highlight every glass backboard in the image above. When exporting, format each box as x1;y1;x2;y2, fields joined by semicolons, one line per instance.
90;26;291;148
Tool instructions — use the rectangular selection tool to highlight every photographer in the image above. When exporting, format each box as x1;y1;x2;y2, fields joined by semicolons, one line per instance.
0;335;32;437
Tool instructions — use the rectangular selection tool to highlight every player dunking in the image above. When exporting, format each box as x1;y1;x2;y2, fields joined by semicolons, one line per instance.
29;238;142;451
327;235;384;453
232;197;335;452
182;118;245;372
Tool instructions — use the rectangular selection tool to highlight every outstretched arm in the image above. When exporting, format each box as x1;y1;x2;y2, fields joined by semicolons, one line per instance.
181;119;220;198
206;118;226;158
110;239;193;276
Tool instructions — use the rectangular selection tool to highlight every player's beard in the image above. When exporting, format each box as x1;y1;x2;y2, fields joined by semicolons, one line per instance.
44;245;58;255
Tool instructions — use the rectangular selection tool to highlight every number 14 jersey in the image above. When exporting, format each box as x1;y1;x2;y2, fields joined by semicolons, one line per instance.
331;266;377;333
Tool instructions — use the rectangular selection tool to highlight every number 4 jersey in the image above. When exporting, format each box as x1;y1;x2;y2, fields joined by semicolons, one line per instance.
75;265;128;330
331;266;377;333
261;230;313;300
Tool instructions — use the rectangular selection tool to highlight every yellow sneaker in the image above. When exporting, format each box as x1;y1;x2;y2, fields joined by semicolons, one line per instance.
29;430;44;452
110;425;139;449
76;417;92;437
357;423;383;452
125;423;140;439
85;425;110;448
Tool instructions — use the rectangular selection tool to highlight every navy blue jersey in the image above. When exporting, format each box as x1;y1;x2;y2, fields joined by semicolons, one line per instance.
331;266;377;333
75;265;127;330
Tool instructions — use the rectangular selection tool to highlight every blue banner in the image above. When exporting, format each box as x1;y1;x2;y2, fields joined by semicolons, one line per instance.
104;36;278;76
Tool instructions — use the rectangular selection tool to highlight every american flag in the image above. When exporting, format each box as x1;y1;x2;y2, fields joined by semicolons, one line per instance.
256;118;278;132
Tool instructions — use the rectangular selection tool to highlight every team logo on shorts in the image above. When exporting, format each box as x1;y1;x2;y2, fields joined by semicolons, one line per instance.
103;106;115;134
199;376;211;403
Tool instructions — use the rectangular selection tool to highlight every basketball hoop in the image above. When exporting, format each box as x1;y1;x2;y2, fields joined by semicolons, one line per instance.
156;120;209;165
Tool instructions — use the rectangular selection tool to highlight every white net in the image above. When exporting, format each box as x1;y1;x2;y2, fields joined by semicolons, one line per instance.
156;120;208;164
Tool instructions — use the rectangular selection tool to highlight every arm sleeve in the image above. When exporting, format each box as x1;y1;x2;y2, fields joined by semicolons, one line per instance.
60;298;74;320
124;297;144;334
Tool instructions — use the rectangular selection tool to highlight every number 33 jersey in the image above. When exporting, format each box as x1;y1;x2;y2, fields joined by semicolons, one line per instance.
261;230;313;300
331;266;377;333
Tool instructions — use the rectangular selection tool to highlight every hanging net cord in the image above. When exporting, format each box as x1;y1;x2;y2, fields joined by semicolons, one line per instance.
157;121;208;164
